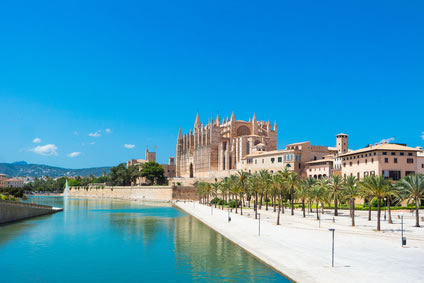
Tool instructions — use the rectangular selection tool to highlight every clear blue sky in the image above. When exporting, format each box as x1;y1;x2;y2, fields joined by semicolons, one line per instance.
1;0;423;168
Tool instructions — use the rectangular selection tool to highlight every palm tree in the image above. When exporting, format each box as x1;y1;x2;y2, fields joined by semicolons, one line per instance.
258;170;271;210
343;176;359;226
211;180;220;208
384;183;400;224
309;184;326;220
237;171;249;212
361;176;392;231
328;175;344;216
271;174;282;224
296;180;310;218
304;177;317;215
248;173;261;219
285;171;299;215
218;179;227;210
397;174;424;227
229;175;240;214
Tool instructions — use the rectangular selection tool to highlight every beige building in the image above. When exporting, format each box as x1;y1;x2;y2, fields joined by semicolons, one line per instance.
176;113;277;178
305;155;334;179
5;178;24;188
0;174;7;188
339;143;422;180
128;147;176;185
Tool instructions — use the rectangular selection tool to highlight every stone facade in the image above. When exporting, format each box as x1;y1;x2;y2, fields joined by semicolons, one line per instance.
176;113;277;178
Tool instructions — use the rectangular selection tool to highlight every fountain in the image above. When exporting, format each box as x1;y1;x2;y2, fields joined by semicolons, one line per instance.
64;179;69;198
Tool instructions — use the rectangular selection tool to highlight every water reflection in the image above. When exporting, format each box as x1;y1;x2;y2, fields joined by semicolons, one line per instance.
0;197;289;283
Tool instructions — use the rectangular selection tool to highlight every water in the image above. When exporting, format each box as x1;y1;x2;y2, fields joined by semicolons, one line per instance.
0;197;290;282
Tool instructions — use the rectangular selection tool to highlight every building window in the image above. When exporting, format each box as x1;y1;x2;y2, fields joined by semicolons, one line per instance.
365;159;368;164
343;163;346;167
364;171;369;177
383;152;387;155
374;152;376;156
422;164;424;169
262;159;264;164
400;152;404;156
384;158;388;163
394;158;398;163
278;157;282;163
408;153;413;156
357;160;359;165
271;158;275;164
255;159;257;164
391;152;396;156
370;171;375;176
407;158;414;164
406;171;415;176
350;162;352;166
371;158;374;163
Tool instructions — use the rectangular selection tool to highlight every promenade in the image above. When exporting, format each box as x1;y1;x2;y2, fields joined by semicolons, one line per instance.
176;201;424;283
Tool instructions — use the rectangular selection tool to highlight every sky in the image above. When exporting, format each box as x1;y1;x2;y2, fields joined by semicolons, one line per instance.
1;0;424;169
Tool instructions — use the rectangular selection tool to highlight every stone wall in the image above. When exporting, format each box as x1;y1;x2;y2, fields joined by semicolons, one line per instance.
68;185;198;201
0;200;62;224
68;186;174;201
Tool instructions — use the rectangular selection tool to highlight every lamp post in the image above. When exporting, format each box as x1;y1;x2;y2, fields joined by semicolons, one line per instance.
384;197;387;221
401;213;406;247
258;213;261;236
329;228;335;267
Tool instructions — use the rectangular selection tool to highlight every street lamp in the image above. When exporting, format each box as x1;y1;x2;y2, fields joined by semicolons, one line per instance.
329;228;335;267
400;213;406;247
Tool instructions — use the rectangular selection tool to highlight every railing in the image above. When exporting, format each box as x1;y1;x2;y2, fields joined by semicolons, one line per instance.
0;199;54;210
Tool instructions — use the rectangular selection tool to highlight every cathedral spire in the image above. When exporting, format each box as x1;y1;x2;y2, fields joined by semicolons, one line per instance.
215;114;220;126
252;113;257;122
273;120;277;131
178;127;182;139
194;112;200;129
231;112;235;122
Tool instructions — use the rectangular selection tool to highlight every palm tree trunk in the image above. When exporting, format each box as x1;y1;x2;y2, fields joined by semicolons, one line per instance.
277;199;281;225
316;201;319;220
273;195;276;212
259;194;263;210
255;192;258;219
265;192;268;210
302;199;305;218
377;197;381;231
352;198;355;227
310;201;313;212
240;195;243;215
321;202;324;214
368;198;372;221
235;195;238;214
388;198;392;224
415;200;420;227
334;197;338;216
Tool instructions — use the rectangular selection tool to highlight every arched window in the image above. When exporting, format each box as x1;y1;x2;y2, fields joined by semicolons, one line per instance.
237;126;250;136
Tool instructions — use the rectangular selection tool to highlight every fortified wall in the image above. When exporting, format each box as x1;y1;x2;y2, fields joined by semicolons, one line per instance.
68;185;197;201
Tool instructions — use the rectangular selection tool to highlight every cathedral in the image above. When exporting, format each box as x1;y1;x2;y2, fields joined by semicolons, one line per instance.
176;113;277;178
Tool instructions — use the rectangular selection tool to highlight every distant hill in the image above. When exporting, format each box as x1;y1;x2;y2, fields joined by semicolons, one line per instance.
0;162;111;178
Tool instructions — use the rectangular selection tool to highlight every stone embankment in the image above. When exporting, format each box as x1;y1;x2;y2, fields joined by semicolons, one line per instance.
176;201;424;283
0;200;62;224
68;185;197;201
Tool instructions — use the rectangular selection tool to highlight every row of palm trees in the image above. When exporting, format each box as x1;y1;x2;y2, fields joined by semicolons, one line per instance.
195;170;424;231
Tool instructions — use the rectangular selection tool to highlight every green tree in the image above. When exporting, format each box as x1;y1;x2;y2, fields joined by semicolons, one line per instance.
141;162;165;185
361;176;392;231
397;174;424;227
343;176;359;226
328;175;344;216
110;163;131;186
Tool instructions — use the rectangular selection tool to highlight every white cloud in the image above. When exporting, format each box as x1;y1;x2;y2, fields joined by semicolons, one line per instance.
421;132;424;140
88;130;101;137
32;138;41;143
379;137;395;144
105;128;111;133
124;144;135;149
31;144;58;156
67;152;81;158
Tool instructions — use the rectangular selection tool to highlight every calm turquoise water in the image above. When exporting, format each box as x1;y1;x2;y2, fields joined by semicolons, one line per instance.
0;197;289;282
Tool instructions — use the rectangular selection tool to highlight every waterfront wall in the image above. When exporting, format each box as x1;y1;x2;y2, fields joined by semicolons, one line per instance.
68;185;198;201
0;200;62;224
